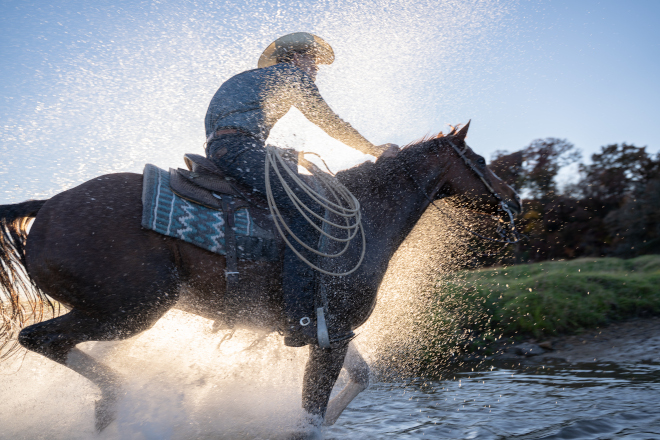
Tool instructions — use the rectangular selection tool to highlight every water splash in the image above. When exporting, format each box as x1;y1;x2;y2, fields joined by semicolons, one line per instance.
1;0;517;201
1;310;313;439
1;0;516;437
0;202;484;438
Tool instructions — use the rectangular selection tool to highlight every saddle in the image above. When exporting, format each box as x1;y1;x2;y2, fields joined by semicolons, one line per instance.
169;151;280;329
170;152;253;210
168;150;347;347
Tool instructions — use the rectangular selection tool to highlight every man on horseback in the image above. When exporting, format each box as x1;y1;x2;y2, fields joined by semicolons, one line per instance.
204;32;398;347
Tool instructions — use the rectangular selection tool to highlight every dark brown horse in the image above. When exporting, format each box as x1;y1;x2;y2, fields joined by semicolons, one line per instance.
0;123;520;437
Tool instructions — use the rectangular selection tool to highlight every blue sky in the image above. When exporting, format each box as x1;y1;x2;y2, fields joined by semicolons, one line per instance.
1;0;659;201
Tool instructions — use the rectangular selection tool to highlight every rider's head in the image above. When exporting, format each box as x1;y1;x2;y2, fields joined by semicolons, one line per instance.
288;52;319;81
258;32;334;82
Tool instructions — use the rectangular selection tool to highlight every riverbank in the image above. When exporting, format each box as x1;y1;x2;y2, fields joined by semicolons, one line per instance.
492;316;660;364
424;255;660;368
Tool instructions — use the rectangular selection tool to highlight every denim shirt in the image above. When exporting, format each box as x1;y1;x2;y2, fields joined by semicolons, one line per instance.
204;63;378;156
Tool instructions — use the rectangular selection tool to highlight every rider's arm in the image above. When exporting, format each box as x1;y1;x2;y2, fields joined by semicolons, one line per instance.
291;72;385;157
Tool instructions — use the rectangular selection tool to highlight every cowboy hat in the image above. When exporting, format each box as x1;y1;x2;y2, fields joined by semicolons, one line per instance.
258;32;334;68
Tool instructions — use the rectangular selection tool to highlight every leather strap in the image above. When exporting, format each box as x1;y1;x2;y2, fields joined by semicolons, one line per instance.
206;128;252;143
221;195;240;327
216;128;241;136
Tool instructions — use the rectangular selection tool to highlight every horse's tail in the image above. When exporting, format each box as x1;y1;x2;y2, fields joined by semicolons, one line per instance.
0;200;52;359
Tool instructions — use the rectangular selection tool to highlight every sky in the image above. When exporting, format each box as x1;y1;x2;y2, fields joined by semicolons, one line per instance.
1;0;659;202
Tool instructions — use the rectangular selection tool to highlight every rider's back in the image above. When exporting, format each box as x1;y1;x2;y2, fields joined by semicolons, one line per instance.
204;63;316;143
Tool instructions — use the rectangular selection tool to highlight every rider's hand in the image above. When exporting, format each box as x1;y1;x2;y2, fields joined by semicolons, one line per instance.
377;143;400;158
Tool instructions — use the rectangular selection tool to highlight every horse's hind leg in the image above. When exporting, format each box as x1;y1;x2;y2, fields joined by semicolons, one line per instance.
18;305;171;431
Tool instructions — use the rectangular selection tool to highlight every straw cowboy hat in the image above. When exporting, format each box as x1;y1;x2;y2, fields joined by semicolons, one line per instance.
258;32;334;68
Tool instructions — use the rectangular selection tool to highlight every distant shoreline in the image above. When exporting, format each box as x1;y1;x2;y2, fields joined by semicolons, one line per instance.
507;316;660;365
423;256;660;370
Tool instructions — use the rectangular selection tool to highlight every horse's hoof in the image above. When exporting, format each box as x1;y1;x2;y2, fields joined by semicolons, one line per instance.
287;431;320;440
287;413;322;439
95;390;119;432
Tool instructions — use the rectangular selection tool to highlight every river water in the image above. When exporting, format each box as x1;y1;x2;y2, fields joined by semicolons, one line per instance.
2;312;660;439
326;361;660;439
5;358;659;439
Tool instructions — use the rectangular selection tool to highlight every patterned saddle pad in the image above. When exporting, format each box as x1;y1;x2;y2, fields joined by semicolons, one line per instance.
141;164;279;261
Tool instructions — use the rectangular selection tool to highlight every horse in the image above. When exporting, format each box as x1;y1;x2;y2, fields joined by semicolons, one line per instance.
0;122;521;436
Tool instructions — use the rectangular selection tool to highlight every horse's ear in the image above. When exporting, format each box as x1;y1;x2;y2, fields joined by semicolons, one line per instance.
455;120;471;141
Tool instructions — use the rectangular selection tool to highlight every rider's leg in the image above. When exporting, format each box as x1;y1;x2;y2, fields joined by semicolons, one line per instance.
280;215;319;346
207;135;320;346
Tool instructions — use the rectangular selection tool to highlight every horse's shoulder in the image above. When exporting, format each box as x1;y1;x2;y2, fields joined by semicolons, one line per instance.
337;160;378;184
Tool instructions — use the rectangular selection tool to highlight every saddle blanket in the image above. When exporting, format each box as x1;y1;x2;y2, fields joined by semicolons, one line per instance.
141;164;279;261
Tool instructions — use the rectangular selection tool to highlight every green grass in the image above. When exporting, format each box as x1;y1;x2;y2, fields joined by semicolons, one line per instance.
432;255;660;342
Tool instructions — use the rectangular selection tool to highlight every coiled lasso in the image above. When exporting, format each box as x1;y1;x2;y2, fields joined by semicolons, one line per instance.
264;145;365;276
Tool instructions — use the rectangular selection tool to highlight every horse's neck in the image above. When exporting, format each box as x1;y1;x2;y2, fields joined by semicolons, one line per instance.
360;182;428;254
347;147;453;269
329;147;454;328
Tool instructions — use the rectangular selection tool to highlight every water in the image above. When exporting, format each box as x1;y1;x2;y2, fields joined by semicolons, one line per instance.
327;361;660;439
2;311;660;440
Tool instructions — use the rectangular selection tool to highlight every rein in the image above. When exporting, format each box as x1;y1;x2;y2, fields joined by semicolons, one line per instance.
402;137;524;245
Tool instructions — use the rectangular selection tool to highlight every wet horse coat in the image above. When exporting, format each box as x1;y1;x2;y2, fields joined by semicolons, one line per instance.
0;124;521;435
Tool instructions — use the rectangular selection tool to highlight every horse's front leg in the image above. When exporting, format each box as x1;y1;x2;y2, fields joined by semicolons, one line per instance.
299;341;349;432
323;342;369;425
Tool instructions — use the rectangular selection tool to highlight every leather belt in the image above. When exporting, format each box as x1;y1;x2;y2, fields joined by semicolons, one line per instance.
206;128;250;143
216;128;241;136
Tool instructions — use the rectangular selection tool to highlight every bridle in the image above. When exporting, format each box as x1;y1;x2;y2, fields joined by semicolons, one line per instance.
402;137;525;245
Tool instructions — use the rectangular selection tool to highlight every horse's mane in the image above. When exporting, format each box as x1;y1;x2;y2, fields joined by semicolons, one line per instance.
336;125;463;194
402;124;461;148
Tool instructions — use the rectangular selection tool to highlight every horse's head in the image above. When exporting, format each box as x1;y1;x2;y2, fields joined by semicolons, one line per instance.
442;121;521;216
395;121;522;220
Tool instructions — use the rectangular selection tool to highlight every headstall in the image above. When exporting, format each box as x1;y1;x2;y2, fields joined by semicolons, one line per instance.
403;137;525;245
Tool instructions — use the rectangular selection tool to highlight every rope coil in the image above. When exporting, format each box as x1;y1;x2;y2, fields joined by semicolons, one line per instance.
264;145;365;276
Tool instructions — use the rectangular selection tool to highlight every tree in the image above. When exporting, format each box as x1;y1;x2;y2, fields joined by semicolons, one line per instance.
604;151;660;257
519;138;581;202
577;144;655;207
484;141;660;266
489;150;524;190
490;138;581;200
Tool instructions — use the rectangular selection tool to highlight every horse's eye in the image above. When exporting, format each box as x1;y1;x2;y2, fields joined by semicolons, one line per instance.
477;157;486;167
